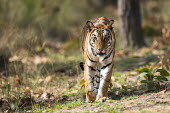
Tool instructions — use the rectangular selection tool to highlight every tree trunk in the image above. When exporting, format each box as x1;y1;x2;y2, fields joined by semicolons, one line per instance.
118;0;146;48
130;0;146;48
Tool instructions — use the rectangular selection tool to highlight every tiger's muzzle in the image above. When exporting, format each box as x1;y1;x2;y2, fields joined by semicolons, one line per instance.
95;49;106;55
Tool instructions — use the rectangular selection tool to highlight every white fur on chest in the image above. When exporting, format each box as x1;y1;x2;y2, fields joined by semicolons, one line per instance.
87;44;113;66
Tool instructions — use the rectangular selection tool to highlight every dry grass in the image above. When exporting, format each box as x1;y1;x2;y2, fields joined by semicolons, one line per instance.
0;41;169;112
0;26;170;112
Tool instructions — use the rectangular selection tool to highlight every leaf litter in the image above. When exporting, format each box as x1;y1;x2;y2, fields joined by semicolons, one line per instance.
0;41;170;112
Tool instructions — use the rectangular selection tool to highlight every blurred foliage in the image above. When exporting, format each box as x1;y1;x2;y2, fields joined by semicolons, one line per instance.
0;0;170;51
0;0;116;41
0;0;118;60
63;38;80;52
142;25;161;36
136;56;170;91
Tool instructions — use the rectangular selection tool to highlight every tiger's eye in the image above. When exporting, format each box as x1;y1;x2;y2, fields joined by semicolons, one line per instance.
104;37;108;42
93;37;97;42
92;34;96;37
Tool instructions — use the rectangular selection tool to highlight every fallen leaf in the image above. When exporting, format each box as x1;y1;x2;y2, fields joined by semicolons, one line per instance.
5;110;12;113
45;103;51;108
33;56;42;65
111;76;115;82
21;57;28;64
105;100;115;103
80;79;85;86
23;87;31;96
69;90;78;94
50;95;55;101
44;76;52;84
40;92;49;100
26;110;32;113
154;90;166;96
23;86;30;92
13;75;21;86
33;56;48;65
9;55;19;62
38;78;44;84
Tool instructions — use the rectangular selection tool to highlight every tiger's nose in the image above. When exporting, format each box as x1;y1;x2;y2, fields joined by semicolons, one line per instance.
98;48;103;52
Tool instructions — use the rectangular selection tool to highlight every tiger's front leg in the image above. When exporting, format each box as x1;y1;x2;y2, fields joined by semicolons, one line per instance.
96;63;113;101
84;63;97;102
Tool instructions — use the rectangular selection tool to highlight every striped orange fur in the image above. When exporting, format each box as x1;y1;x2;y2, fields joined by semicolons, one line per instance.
81;17;116;102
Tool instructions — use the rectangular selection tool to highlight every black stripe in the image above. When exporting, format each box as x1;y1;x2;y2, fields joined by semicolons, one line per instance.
90;81;93;83
96;75;100;78
94;87;99;89
88;75;95;88
89;38;95;47
90;80;94;86
99;75;103;81
87;65;96;71
102;49;113;61
105;42;111;49
89;75;94;80
96;81;100;83
97;69;100;72
85;61;96;71
100;75;103;78
87;53;97;63
91;48;96;56
101;62;112;69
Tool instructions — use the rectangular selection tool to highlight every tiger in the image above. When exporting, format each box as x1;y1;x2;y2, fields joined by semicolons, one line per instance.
81;17;116;102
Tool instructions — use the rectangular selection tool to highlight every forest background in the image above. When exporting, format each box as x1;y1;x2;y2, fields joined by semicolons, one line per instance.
0;0;170;112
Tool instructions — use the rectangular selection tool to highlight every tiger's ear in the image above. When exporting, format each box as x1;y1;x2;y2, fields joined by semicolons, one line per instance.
107;19;114;30
86;21;94;32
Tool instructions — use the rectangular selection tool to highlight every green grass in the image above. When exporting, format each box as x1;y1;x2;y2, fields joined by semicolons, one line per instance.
0;37;170;112
113;71;122;77
55;99;83;109
108;106;122;113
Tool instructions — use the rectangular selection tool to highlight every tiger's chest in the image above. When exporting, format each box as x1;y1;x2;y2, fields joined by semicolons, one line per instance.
86;46;113;67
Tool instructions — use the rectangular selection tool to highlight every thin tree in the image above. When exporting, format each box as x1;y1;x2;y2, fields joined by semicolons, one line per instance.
118;0;130;48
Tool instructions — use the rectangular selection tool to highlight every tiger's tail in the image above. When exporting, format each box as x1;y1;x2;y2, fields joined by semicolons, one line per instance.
80;62;84;71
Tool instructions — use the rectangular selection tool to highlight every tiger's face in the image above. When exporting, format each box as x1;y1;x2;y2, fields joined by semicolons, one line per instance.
89;27;114;56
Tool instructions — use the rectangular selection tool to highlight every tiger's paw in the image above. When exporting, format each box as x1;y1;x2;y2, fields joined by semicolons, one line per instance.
96;97;109;102
85;100;93;103
85;97;95;103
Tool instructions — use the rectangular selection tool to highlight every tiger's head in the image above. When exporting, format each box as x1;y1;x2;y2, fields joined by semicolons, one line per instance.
82;17;115;56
